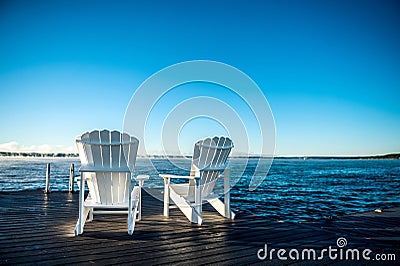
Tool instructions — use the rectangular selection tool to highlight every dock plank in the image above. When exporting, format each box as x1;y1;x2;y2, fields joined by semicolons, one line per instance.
0;190;399;265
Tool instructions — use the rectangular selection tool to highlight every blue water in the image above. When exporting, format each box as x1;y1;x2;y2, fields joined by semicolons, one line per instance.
1;157;399;222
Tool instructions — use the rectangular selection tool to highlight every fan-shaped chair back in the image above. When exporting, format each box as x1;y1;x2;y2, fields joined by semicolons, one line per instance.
191;136;233;198
76;129;139;205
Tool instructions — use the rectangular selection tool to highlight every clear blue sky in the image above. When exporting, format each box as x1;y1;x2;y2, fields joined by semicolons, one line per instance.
0;0;399;156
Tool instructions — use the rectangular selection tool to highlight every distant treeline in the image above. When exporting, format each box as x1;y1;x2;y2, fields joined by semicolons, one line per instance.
0;151;399;159
0;151;79;157
143;155;192;159
275;153;400;160
374;153;400;159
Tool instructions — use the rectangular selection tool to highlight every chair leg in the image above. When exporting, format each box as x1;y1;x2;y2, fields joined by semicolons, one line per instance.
206;168;235;220
137;180;144;221
194;181;202;225
128;182;133;235
74;205;90;236
208;198;235;219
224;168;235;219
128;186;140;235
128;206;137;235
75;174;88;236
88;208;94;221
163;178;170;217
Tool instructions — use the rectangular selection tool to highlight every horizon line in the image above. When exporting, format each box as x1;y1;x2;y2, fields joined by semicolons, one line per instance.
0;151;399;159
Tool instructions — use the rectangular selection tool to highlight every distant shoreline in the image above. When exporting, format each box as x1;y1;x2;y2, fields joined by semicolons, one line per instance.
0;152;78;158
272;154;400;160
0;151;399;160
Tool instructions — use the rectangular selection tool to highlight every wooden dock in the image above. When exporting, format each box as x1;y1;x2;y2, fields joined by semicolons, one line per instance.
0;190;399;265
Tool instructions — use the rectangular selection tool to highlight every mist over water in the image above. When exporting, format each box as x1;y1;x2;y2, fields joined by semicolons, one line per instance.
1;157;399;222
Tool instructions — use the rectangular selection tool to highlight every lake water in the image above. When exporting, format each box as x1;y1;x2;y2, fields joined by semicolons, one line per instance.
1;157;399;222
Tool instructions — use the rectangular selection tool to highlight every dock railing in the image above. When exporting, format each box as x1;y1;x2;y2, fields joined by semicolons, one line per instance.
44;163;80;193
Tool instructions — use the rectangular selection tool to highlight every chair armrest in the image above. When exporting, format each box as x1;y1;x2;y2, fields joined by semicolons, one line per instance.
136;175;150;181
132;175;149;187
159;174;197;180
80;166;130;173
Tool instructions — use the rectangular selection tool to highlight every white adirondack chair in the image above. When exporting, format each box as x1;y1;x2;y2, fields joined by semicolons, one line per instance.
160;136;235;225
74;129;148;236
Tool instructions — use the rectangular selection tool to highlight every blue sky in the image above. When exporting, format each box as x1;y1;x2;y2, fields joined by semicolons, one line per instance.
0;0;399;156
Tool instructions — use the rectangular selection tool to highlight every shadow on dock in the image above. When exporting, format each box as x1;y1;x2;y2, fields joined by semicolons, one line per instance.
0;190;398;265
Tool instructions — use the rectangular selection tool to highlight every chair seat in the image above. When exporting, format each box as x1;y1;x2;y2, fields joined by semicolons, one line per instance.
170;183;220;203
84;186;140;208
83;201;131;208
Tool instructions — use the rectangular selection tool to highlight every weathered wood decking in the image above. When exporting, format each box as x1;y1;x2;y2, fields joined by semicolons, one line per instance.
0;190;399;265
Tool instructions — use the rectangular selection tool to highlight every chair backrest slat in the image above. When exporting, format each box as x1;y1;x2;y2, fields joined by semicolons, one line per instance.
111;131;121;168
128;136;138;171
211;136;224;168
100;129;111;168
80;132;93;166
89;131;102;167
120;133;130;169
